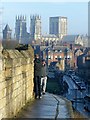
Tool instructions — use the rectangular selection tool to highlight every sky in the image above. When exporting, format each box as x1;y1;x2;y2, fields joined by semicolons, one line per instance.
1;1;88;36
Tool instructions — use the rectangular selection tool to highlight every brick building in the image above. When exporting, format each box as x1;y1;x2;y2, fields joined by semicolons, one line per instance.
77;48;90;84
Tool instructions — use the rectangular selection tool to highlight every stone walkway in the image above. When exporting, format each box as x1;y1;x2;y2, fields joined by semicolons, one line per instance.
17;93;74;119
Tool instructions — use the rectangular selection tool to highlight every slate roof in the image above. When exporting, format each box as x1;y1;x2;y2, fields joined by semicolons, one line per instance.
3;24;12;31
42;34;58;38
62;35;79;43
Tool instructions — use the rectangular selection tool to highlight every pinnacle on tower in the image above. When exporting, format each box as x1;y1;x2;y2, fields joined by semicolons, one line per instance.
16;15;26;21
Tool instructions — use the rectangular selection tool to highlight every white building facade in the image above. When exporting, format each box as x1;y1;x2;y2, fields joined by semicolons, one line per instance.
41;34;59;45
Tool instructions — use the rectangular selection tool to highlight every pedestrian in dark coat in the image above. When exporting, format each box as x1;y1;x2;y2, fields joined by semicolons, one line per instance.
34;54;42;99
41;59;47;95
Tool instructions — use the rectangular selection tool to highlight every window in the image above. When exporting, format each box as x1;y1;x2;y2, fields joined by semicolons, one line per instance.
55;56;57;59
55;50;58;52
59;56;62;58
48;55;51;59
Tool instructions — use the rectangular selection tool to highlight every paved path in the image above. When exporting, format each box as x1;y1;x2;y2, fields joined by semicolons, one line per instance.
17;93;74;119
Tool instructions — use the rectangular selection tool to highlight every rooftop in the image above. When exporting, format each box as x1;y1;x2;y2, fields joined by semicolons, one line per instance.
62;35;79;43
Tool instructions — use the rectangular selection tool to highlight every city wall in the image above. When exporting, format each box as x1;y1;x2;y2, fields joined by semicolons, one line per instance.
0;45;34;119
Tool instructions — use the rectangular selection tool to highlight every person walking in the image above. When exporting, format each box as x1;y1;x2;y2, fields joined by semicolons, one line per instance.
34;54;42;99
41;59;47;95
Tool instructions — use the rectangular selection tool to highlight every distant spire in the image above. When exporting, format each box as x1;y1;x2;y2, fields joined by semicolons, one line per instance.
18;15;19;20
16;15;17;20
24;15;26;21
4;24;12;31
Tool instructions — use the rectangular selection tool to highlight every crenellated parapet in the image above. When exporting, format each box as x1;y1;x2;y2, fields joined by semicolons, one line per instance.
16;15;26;21
30;15;41;20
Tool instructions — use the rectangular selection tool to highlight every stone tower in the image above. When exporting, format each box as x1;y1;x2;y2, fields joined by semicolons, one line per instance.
30;15;41;42
15;15;27;43
3;24;12;40
49;16;67;39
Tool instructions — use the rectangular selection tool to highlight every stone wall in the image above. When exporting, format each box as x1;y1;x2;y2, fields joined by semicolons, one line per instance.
0;46;34;119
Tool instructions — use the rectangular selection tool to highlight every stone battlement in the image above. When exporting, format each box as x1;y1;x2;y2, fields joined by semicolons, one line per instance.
0;45;34;119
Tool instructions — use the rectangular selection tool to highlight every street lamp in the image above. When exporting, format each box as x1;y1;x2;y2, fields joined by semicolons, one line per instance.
64;48;68;71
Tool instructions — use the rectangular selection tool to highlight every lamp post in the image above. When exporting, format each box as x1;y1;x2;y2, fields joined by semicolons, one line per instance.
64;48;68;71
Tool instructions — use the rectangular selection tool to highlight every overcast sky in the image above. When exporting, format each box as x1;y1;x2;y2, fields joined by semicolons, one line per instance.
1;1;88;36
